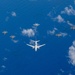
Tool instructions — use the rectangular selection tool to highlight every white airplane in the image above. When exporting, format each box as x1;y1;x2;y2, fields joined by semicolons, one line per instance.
27;40;45;51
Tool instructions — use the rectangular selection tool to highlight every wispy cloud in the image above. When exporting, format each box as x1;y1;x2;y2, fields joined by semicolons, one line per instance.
22;29;35;37
32;23;40;33
5;11;16;22
53;15;65;23
21;23;40;38
11;39;19;43
11;11;16;17
60;32;68;37
55;32;68;37
61;5;75;15
47;28;58;35
67;21;75;30
67;21;74;26
68;41;75;66
47;27;68;37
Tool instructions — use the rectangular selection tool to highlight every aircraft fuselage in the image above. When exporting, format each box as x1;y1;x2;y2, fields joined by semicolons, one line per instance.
34;42;38;51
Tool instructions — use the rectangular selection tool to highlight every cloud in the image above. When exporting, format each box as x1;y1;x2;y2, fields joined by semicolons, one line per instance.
67;21;75;30
55;32;68;37
5;11;16;21
53;15;65;23
68;73;73;75
61;5;75;15
11;11;16;17
33;23;40;27
29;40;35;45
22;29;35;37
48;30;55;35
3;57;7;61
47;28;58;35
60;69;64;73
12;39;19;43
67;21;74;26
68;41;75;66
60;32;68;37
47;7;56;17
48;27;68;37
1;65;6;69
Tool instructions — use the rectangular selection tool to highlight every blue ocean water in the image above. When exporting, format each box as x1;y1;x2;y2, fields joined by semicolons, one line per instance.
0;0;75;75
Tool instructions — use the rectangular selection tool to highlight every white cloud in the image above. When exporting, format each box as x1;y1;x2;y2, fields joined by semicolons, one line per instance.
48;30;55;35
67;21;74;26
48;28;68;37
12;39;19;43
22;29;35;37
60;32;68;37
3;57;7;61
31;23;40;35
47;7;56;17
55;32;68;37
53;15;65;23
67;21;75;30
61;5;75;15
1;65;6;69
47;28;58;35
29;40;35;45
60;69;64;73
68;41;75;66
5;11;16;21
11;11;16;17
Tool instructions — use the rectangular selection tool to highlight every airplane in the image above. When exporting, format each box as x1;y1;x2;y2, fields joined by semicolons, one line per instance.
2;31;8;35
27;40;45;51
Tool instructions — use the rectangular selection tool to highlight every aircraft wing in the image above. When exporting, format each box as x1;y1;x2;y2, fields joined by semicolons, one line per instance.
27;44;34;48
38;44;45;48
